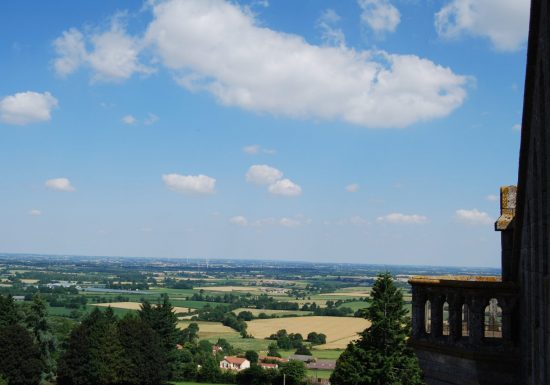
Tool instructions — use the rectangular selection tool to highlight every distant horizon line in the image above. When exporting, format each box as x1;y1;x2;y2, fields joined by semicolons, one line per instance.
0;251;502;272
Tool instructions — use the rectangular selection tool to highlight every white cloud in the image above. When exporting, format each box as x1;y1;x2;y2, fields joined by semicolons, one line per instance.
0;91;58;125
122;113;159;125
377;213;428;224
29;209;42;216
52;28;87;76
246;165;283;185
513;123;521;131
250;216;309;228
122;114;137;124
358;0;401;34
162;173;216;195
317;9;346;47
144;0;467;128
243;145;276;155
144;113;159;125
455;208;493;225
53;18;153;82
45;178;76;192
435;0;530;52
346;183;360;193
243;145;260;154
486;194;498;202
229;216;248;226
268;178;302;197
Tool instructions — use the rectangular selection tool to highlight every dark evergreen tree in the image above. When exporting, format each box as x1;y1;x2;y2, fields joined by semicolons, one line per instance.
26;295;56;383
117;314;169;385
139;296;179;379
57;308;124;385
139;296;179;351
0;324;43;385
0;294;19;327
331;273;424;385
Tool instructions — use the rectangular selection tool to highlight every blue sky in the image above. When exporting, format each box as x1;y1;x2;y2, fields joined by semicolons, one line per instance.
0;0;529;267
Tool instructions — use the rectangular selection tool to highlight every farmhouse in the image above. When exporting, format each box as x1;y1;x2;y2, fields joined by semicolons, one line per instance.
259;363;278;369
219;356;250;371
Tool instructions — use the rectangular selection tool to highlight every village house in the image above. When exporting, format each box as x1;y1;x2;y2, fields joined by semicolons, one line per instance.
259;362;278;370
219;356;250;371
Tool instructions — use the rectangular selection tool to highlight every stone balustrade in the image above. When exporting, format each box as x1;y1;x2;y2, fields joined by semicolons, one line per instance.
409;276;518;351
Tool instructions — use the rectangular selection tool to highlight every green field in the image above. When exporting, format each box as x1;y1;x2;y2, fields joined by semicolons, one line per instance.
231;308;312;317
171;300;226;309
307;369;332;379
337;301;369;311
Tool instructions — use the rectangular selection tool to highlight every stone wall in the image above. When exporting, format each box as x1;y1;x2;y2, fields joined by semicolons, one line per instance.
513;1;550;384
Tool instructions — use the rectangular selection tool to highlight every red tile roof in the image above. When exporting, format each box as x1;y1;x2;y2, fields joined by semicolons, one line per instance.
224;356;248;365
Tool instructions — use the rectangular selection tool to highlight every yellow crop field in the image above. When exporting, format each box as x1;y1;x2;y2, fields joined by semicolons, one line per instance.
246;316;370;349
20;279;40;284
177;321;236;338
92;302;190;314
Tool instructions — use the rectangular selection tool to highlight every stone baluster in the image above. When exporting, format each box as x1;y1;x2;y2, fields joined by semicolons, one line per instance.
448;295;463;341
430;294;444;340
411;287;426;339
468;297;486;345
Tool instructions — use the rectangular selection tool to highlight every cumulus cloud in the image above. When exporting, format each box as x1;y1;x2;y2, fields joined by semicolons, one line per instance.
243;145;260;154
455;208;493;224
268;178;302;197
53;18;153;82
229;216;248;226
358;0;401;34
122;114;137;124
0;91;58;125
246;165;283;185
143;0;467;128
45;178;76;192
435;0;530;51
29;209;42;216
486;194;498;202
317;9;346;47
346;183;360;193
246;164;301;197
162;173;216;195
377;213;428;224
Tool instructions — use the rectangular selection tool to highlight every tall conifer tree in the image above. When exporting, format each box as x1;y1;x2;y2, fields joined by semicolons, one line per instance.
331;273;424;385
